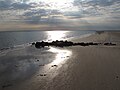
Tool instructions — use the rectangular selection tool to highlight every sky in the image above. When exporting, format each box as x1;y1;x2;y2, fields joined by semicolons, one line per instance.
0;0;120;31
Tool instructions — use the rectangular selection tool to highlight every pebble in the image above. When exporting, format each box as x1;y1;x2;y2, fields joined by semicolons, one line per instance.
116;75;119;79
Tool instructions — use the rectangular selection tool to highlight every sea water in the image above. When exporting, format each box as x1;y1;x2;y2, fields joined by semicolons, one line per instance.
0;30;95;49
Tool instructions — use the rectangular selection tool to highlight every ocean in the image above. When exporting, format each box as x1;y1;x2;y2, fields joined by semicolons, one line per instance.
0;30;95;49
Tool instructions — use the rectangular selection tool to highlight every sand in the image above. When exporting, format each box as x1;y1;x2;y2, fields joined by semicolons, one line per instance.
0;31;120;90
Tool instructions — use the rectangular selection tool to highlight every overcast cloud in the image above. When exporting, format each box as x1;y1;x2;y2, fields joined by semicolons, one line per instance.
0;0;120;31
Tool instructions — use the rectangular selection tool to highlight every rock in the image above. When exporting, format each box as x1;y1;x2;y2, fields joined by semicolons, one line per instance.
51;65;58;67
34;40;102;48
2;84;12;88
104;42;116;46
32;42;35;45
43;74;47;76
116;75;119;79
39;74;47;76
37;60;39;61
40;74;44;76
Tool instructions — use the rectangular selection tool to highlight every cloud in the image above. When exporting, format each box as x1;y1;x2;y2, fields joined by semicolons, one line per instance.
11;2;33;10
73;0;120;15
0;0;34;10
0;0;120;31
73;0;120;6
24;16;41;24
22;9;62;24
0;0;11;9
24;9;46;16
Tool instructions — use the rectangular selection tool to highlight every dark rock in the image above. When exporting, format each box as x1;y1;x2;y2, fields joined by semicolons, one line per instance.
116;75;119;79
51;65;58;67
104;42;116;46
37;60;39;61
2;84;12;88
34;40;104;48
32;42;35;45
43;74;47;76
39;74;47;76
40;74;44;76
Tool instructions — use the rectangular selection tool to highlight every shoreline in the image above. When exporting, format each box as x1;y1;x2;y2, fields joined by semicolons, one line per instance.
1;30;120;51
0;31;120;90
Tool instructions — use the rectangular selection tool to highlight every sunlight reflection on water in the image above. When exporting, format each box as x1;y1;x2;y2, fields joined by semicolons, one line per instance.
46;31;69;41
46;31;72;65
49;47;72;65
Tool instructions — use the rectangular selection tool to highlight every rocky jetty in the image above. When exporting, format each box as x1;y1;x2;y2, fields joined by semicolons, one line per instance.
33;40;116;48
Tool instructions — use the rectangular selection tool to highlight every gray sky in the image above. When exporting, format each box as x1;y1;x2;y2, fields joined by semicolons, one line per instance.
0;0;120;31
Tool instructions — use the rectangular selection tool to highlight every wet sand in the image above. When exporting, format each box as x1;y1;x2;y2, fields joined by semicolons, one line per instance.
0;31;120;90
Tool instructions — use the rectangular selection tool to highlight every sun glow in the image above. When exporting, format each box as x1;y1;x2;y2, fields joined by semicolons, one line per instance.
45;0;69;4
48;0;73;10
30;0;73;11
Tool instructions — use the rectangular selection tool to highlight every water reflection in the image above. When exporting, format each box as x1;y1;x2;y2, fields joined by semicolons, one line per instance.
49;47;72;65
46;31;72;65
46;31;69;41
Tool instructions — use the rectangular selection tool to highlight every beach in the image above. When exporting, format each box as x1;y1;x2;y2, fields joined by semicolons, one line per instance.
0;31;120;90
